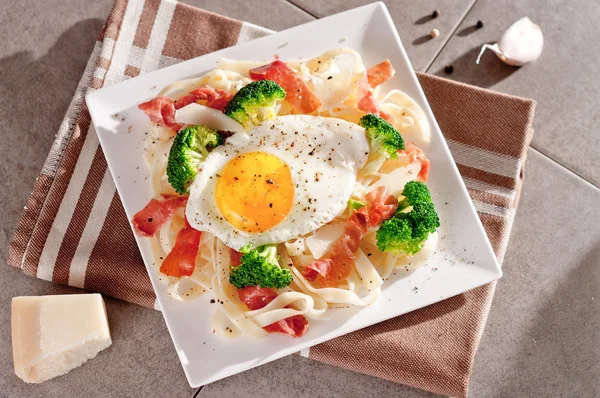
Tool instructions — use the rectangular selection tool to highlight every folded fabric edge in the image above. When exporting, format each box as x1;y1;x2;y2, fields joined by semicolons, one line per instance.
417;72;537;107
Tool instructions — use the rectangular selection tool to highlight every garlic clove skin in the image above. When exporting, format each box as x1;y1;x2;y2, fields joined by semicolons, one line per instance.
498;17;543;65
476;17;543;66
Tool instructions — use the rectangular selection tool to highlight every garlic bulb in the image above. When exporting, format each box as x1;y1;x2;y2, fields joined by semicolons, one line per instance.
476;17;543;66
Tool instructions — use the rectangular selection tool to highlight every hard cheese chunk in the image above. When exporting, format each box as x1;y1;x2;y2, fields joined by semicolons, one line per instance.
12;294;112;383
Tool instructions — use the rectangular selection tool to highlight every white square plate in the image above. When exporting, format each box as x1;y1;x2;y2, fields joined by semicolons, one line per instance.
86;2;501;387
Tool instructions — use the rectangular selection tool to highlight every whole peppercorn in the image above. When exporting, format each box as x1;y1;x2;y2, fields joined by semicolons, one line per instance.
444;65;454;74
432;10;439;18
430;28;440;38
476;20;484;29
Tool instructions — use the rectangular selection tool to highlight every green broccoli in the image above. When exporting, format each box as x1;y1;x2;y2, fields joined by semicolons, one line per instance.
397;181;432;211
376;202;439;255
359;113;405;159
229;244;293;289
224;80;286;128
166;125;223;194
375;217;419;255
348;198;366;213
397;202;440;237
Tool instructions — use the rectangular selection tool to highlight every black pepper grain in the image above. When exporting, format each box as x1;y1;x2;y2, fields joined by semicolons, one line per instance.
444;65;454;74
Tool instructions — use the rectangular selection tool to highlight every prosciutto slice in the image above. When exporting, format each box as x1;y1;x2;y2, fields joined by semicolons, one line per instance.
138;87;232;131
237;286;309;337
249;60;322;114
367;59;395;88
131;195;188;237
303;186;397;285
132;195;201;277
357;75;394;122
263;315;308;337
237;286;278;310
173;87;233;112
138;97;181;131
160;218;202;277
229;248;243;267
400;142;430;182
357;60;397;122
302;259;333;281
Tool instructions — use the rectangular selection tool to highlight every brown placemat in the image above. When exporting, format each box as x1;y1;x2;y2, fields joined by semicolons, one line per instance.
7;0;535;396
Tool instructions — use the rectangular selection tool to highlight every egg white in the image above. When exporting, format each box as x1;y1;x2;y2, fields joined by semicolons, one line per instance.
186;115;369;249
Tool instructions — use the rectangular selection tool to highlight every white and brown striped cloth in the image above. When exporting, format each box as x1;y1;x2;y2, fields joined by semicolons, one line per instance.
7;0;535;396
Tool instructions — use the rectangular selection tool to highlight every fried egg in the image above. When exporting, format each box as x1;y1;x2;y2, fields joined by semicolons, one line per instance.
186;115;369;249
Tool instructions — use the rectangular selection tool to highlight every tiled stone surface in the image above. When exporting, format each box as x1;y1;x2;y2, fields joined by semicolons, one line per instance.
184;0;314;31
428;0;600;187
289;0;477;71
467;149;600;397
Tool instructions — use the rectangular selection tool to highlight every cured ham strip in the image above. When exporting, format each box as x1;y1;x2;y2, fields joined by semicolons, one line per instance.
138;97;181;131
357;74;394;122
249;60;322;114
160;218;202;277
138;87;233;131
263;315;308;337
367;59;395;88
173;87;233;112
362;185;399;227
131;195;188;237
237;286;309;337
238;286;278;310
229;248;243;267
303;186;397;285
399;142;430;182
302;259;333;281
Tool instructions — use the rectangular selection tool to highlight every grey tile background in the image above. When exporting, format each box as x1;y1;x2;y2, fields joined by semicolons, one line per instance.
1;0;599;397
467;150;600;397
290;0;477;71
428;0;600;186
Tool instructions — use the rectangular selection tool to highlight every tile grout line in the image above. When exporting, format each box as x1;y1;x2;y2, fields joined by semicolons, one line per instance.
408;0;600;190
422;0;479;72
284;0;320;19
529;146;600;191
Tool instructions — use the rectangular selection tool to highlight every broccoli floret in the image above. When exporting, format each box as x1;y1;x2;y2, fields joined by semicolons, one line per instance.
224;80;286;128
348;198;366;213
229;244;293;289
397;181;432;211
375;217;420;255
359;113;405;159
397;202;440;238
166;125;223;194
376;202;440;255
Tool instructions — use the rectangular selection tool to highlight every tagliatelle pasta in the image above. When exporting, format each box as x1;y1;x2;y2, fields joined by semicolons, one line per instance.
132;48;439;338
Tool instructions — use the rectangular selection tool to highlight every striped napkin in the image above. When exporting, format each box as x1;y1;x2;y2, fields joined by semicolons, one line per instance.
7;0;535;396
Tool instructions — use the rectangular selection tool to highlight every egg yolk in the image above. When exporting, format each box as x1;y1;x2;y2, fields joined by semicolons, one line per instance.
215;152;294;233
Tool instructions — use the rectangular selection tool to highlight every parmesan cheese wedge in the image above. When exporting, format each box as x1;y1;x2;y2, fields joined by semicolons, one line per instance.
11;294;112;383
